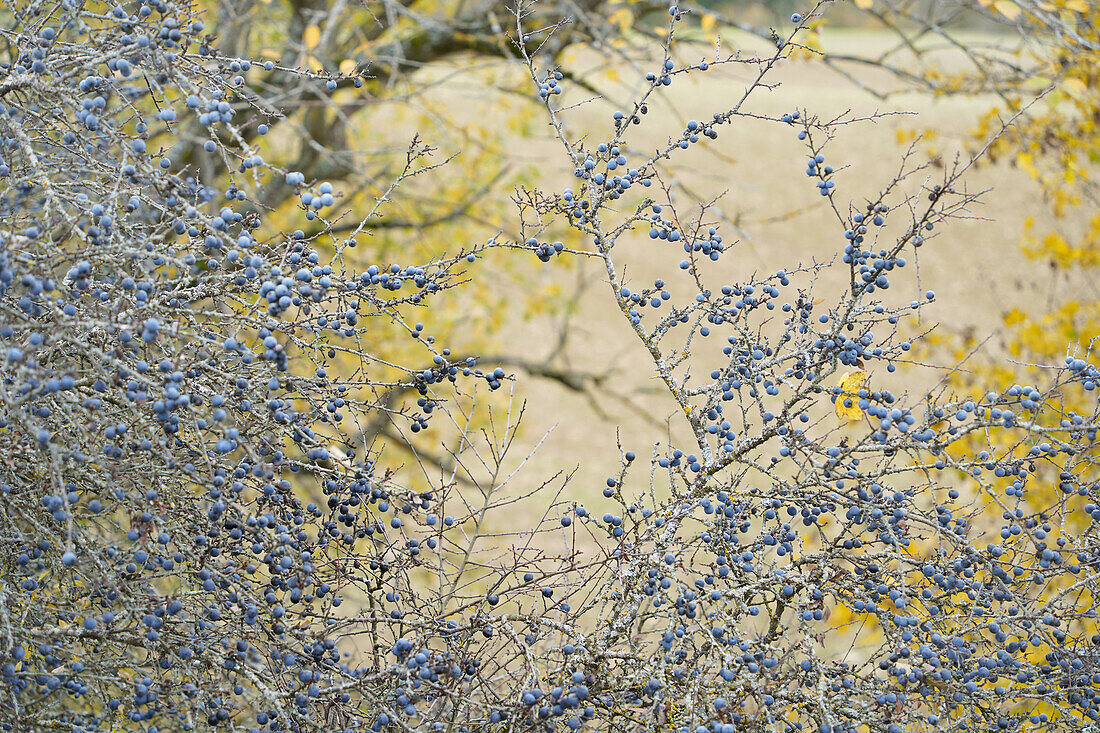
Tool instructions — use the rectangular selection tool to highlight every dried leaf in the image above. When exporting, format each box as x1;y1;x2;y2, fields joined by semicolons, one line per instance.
854;0;874;9
834;369;867;422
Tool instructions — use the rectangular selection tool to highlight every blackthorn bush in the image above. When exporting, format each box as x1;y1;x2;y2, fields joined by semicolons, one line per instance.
0;1;1098;733
499;3;1100;732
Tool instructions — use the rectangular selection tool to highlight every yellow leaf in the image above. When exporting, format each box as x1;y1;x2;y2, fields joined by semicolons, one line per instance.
1016;151;1037;178
1063;77;1087;94
1065;0;1088;11
303;25;321;51
339;59;357;75
834;369;867;422
604;67;620;83
306;55;323;73
854;0;873;9
607;7;633;31
1003;308;1027;326
993;0;1022;19
700;13;716;32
